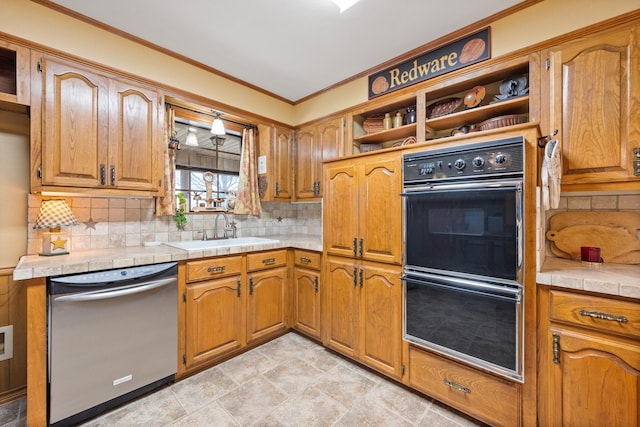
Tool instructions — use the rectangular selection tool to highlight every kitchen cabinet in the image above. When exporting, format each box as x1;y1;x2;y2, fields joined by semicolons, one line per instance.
323;151;402;265
292;250;321;339
542;24;640;191
246;250;288;343
295;116;344;199
323;255;403;379
0;39;29;105
538;287;640;426
408;344;521;427
183;256;244;371
30;53;164;195
257;124;294;201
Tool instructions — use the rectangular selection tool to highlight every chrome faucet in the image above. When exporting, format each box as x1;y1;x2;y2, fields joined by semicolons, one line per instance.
213;212;229;239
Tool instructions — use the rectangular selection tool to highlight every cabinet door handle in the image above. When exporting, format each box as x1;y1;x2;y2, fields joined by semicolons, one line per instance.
352;238;357;257
552;333;560;364
299;257;312;264
262;258;276;264
237;279;241;297
249;277;254;295
110;164;116;186
443;378;471;394
207;266;226;273
359;268;363;288
579;309;628;324
353;267;357;287
359;238;363;258
37;167;42;180
100;164;106;185
275;182;280;196
314;276;319;293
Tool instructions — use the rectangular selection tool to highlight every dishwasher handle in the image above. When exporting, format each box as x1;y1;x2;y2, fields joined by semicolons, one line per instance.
53;277;176;302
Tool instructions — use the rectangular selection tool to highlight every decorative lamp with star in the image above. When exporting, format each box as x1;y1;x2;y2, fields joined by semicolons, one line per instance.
33;200;79;256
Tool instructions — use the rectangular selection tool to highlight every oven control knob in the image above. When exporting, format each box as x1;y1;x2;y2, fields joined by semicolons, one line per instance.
495;153;508;164
472;156;485;168
453;159;466;170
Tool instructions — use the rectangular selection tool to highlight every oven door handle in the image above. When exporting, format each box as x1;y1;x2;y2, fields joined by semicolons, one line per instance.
401;274;521;302
401;179;522;195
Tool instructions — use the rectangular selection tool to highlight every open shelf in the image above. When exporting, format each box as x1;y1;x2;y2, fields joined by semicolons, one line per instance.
427;95;529;131
353;123;416;144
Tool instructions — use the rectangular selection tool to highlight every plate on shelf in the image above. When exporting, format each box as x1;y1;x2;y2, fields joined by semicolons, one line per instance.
401;136;417;146
426;97;462;118
463;86;485;109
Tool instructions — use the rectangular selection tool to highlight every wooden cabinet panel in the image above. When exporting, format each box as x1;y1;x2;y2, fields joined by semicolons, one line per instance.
317;117;344;162
293;249;321;270
292;266;321;339
246;249;287;272
247;266;288;343
295;125;318;199
545;25;640;188
41;57;109;188
186;256;242;282
258;124;293;201
359;262;402;379
359;157;402;264
323;256;358;357
0;40;30;105
549;289;640;339
108;80;161;190
185;276;243;368
548;327;640;426
323;152;402;264
408;345;521;427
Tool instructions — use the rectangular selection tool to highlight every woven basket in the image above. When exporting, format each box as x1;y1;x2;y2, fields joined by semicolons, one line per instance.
479;114;527;131
362;114;385;134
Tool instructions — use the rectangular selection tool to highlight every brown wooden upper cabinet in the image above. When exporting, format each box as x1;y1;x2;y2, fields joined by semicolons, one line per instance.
0;39;30;105
258;124;294;201
543;24;640;191
30;53;164;195
295;116;345;199
323;151;402;265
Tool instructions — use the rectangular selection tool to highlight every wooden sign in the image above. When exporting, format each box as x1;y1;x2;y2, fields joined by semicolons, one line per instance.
368;28;491;99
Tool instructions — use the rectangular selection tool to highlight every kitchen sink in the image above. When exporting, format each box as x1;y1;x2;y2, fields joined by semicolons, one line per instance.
164;237;279;251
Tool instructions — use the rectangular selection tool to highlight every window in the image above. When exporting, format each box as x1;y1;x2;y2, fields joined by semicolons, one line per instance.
173;118;242;211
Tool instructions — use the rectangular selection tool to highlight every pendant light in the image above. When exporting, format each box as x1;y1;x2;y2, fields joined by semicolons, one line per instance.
185;127;199;146
332;0;360;12
210;111;226;135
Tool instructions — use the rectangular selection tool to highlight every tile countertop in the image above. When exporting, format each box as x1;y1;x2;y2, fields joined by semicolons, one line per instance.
13;234;322;281
538;256;640;300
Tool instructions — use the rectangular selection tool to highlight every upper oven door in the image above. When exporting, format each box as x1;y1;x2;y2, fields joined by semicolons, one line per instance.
403;180;523;284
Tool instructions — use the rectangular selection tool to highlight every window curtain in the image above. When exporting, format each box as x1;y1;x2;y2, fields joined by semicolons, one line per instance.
233;127;262;215
155;106;177;216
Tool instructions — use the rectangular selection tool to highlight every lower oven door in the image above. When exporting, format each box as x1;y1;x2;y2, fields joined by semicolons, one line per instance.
402;272;523;382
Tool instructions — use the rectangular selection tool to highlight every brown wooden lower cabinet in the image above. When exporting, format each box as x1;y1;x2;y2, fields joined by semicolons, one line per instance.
246;265;288;343
538;287;640;426
292;250;322;339
408;344;521;427
323;256;403;380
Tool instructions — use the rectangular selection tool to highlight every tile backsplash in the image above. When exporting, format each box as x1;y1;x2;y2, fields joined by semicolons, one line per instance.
27;195;322;255
536;190;640;269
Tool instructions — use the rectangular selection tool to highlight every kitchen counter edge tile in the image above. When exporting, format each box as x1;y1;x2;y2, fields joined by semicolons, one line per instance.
13;234;322;280
537;256;640;300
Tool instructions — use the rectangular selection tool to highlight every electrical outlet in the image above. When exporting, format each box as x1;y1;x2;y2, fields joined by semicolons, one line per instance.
0;325;13;362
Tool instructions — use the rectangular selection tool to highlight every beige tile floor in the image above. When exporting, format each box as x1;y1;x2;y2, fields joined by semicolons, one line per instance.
0;333;486;426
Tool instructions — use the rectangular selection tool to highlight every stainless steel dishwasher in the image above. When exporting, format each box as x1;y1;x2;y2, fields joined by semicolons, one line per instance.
48;262;178;426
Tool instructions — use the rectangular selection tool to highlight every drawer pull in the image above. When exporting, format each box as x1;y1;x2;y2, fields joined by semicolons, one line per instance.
300;257;312;263
207;266;226;273
579;309;628;324
262;258;276;264
443;378;471;394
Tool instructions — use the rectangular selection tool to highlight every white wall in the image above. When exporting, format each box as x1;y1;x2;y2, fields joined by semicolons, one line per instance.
0;128;29;268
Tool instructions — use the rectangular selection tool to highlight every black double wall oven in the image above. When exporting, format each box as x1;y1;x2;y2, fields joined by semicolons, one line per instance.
402;136;525;382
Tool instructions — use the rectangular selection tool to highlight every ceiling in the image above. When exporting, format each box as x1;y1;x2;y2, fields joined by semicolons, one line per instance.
46;0;527;103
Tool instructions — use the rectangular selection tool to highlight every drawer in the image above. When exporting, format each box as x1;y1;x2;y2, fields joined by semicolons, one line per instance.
186;256;243;282
246;250;287;272
549;290;640;339
293;250;321;270
408;345;520;427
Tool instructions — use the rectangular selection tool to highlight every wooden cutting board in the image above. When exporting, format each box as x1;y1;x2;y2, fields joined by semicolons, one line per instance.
547;211;640;264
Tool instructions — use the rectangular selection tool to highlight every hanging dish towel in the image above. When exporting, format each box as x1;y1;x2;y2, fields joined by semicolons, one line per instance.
541;139;561;210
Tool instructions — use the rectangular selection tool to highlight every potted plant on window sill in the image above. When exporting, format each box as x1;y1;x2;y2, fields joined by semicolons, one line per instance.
174;193;188;230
